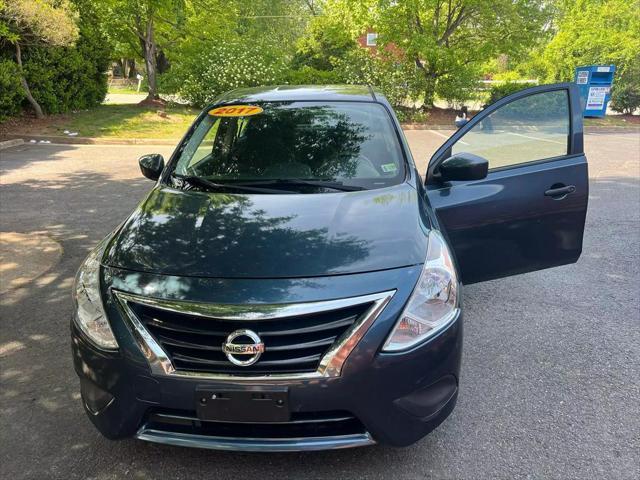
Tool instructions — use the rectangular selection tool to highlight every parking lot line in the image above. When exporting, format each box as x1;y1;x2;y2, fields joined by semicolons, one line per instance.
507;132;565;144
428;129;468;145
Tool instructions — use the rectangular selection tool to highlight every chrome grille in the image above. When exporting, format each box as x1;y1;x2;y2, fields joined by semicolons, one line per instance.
128;301;373;375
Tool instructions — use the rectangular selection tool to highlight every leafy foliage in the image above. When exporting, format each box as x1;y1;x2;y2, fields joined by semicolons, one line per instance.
610;80;640;114
100;0;191;99
0;58;23;118
330;0;553;106
487;82;527;104
535;0;639;81
532;0;640;114
0;0;80;117
21;8;110;113
0;0;109;115
292;11;356;71
165;42;285;106
332;49;418;106
160;0;306;105
283;65;343;85
1;0;638;120
1;0;79;46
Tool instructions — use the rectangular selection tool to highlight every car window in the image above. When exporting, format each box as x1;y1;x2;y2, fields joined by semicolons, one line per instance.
171;101;405;191
452;90;570;169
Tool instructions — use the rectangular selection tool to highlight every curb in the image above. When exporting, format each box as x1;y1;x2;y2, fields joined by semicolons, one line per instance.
2;133;178;146
3;125;637;146
584;125;640;134
0;138;24;150
401;124;454;130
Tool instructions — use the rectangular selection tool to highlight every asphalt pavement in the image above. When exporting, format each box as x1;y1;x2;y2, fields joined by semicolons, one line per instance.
0;131;639;479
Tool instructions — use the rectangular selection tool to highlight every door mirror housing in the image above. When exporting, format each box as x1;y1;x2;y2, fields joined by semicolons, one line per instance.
139;154;165;181
438;152;488;182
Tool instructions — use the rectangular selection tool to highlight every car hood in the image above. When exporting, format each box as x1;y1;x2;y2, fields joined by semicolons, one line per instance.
104;183;429;278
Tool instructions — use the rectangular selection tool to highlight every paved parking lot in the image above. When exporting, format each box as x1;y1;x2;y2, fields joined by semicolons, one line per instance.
1;131;639;479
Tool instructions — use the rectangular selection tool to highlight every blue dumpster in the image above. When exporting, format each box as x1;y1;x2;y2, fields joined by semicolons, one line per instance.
574;65;615;117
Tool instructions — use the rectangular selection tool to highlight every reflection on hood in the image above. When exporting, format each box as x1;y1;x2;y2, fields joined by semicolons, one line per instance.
105;184;429;278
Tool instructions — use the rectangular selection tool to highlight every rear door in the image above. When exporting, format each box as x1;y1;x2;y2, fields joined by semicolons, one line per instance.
425;83;588;284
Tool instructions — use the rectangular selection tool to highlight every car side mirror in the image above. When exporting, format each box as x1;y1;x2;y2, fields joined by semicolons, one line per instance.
139;154;165;181
438;152;488;182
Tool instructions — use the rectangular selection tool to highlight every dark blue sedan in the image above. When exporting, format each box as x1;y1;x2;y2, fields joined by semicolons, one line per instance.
71;84;588;451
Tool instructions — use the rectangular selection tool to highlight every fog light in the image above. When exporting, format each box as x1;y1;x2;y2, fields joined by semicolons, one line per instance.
80;378;114;414
393;375;457;418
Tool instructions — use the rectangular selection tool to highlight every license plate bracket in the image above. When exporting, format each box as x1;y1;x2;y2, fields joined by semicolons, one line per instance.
195;386;290;423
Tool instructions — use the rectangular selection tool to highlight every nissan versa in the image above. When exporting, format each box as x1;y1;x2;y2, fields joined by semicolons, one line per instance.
71;84;588;451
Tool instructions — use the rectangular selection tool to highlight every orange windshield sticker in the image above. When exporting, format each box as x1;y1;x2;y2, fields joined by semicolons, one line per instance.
208;105;263;117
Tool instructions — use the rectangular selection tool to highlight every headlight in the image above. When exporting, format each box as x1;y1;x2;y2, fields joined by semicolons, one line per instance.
72;237;118;350
383;230;459;352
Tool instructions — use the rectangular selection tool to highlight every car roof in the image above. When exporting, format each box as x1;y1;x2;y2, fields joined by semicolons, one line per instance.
213;85;379;104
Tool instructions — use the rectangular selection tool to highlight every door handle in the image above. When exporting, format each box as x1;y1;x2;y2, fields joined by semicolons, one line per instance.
544;184;576;198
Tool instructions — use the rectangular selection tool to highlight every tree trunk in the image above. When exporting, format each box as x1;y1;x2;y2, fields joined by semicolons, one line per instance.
121;58;129;78
156;49;170;74
142;19;159;100
423;76;437;108
414;57;437;108
15;43;44;119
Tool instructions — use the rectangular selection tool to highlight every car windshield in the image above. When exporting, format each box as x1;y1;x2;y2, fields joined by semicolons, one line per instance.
169;101;405;192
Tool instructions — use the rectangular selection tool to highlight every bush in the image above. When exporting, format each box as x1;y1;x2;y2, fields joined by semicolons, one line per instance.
0;0;110;116
332;49;418;107
610;65;640;114
487;82;528;104
22;7;110;114
394;107;430;123
283;66;343;85
164;43;285;106
291;14;356;72
436;67;483;109
610;83;640;114
0;60;24;120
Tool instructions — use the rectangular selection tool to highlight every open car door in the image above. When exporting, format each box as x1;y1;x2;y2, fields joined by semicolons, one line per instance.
425;83;588;284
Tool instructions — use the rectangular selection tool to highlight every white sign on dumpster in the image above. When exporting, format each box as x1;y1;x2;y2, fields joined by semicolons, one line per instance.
577;71;589;84
586;86;608;109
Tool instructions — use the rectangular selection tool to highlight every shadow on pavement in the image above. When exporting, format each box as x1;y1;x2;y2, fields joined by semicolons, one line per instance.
0;150;638;478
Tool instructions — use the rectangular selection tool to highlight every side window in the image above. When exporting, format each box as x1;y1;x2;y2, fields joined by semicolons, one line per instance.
181;118;240;172
452;90;570;169
179;118;219;170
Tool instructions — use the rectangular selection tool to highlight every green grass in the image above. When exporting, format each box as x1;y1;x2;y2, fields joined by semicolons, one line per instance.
5;103;635;142
107;85;147;95
40;104;199;139
584;115;639;127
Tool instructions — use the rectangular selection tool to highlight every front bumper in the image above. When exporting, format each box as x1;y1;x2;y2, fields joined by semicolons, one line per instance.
71;266;463;451
72;315;461;451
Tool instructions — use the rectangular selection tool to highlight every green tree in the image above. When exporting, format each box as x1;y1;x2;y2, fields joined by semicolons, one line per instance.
0;0;78;118
102;0;187;101
20;0;111;114
292;6;355;71
165;42;285;106
0;58;23;119
332;48;419;106
533;0;640;112
161;0;310;103
322;0;553;107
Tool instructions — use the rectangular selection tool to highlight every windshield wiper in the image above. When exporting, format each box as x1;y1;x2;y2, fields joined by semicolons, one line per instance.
236;179;366;192
172;174;296;194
